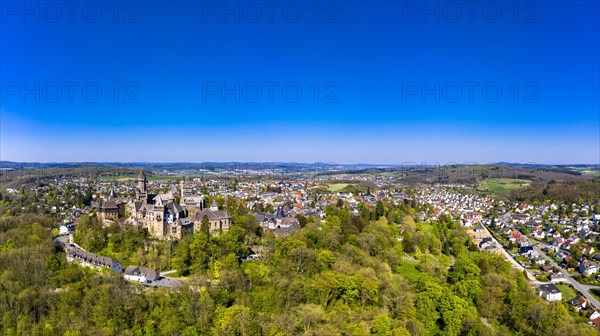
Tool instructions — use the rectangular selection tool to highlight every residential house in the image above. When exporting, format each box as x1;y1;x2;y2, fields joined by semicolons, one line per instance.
586;308;600;320
532;230;545;239
579;261;599;277
123;265;159;283
59;223;75;235
550;273;565;281
519;245;534;255
538;284;562;301
531;257;546;266
580;246;595;255
479;237;493;249
569;296;588;312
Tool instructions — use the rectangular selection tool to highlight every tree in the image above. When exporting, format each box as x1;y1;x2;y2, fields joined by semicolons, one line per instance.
371;314;392;335
213;305;260;336
448;257;481;284
295;304;324;334
172;238;192;275
295;214;308;228
242;260;271;288
201;215;210;236
569;245;583;260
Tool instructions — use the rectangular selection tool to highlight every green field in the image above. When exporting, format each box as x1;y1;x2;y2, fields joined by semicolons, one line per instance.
328;183;349;192
477;178;531;196
556;284;577;301
396;261;420;283
582;170;600;177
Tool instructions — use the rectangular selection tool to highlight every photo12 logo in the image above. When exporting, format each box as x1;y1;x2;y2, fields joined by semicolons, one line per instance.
199;1;339;24
401;81;539;103
1;82;140;103
201;81;340;103
400;1;539;24
1;1;140;23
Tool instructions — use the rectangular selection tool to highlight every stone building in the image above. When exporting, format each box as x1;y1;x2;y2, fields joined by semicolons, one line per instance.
95;186;124;225
194;201;232;233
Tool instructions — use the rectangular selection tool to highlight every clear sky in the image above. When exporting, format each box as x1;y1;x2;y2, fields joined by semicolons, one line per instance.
1;0;599;164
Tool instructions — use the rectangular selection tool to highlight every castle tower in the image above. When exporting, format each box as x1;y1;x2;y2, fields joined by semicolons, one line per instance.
137;170;147;192
136;170;148;203
180;179;192;198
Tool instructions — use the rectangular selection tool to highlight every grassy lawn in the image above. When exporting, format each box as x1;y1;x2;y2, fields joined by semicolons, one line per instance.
476;178;531;196
327;183;349;192
591;289;600;302
396;261;420;283
556;284;577;301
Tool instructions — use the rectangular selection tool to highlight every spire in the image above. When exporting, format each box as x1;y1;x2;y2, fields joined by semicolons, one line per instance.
276;205;285;218
210;201;218;211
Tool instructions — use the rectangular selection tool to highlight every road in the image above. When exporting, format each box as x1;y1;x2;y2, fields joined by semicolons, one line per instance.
53;234;86;251
53;234;69;246
159;270;178;276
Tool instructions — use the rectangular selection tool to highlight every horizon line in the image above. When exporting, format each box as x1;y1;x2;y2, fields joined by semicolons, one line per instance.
1;160;599;167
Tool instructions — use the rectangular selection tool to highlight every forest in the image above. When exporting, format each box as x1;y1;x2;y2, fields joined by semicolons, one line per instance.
508;177;600;204
0;193;598;335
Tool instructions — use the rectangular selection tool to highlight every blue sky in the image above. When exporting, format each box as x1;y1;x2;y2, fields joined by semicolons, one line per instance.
1;0;598;164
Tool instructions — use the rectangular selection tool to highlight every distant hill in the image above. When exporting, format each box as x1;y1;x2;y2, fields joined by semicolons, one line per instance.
508;177;600;204
326;164;595;183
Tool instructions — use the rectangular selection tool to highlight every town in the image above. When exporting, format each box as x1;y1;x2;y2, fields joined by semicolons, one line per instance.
2;165;599;334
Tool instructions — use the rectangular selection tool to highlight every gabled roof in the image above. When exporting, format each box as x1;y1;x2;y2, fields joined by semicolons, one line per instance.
67;246;119;267
253;212;276;223
124;265;158;280
195;208;231;221
539;283;561;294
167;202;184;214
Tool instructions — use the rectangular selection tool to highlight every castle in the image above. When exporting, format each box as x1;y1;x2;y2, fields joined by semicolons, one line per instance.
95;170;231;239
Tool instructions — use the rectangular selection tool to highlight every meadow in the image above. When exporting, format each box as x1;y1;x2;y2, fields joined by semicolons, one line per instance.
477;178;532;196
